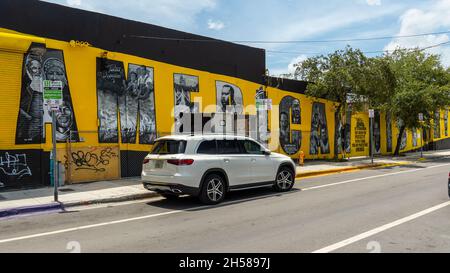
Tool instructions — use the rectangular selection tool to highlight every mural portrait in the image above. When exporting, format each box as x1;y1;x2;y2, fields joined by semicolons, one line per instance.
373;111;381;154
119;64;156;144
344;111;352;154
397;119;407;151
174;74;199;133
255;87;269;146
386;113;392;153
310;102;330;155
216;81;243;114
97;58;126;143
16;45;79;144
279;96;302;155
445;110;448;137
335;112;343;155
434;110;441;139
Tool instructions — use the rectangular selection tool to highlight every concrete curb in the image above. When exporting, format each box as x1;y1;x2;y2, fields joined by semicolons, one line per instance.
0;203;63;219
62;192;160;208
296;162;409;179
0;192;161;219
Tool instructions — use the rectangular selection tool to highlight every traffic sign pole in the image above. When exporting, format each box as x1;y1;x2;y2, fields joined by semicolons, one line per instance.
52;109;58;202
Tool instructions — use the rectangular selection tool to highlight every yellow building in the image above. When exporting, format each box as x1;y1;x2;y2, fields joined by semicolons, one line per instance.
0;1;448;190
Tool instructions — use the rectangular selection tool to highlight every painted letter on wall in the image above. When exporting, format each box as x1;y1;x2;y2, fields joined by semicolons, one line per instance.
97;58;126;143
119;64;156;144
16;45;79;144
310;102;329;155
279;96;302;155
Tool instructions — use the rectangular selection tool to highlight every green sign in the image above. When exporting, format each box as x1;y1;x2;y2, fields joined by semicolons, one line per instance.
43;80;63;110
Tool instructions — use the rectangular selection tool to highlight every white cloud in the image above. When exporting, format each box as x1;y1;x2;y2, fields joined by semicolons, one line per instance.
384;0;450;66
66;0;82;6
269;55;308;77
366;0;381;6
207;19;225;31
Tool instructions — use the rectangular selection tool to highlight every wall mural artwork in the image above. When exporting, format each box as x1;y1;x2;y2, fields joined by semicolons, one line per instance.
97;58;126;143
64;147;118;173
386;113;392;153
310;102;329;155
397;119;407;151
0;152;32;188
374;111;381;154
445;110;448;137
434;110;441;139
16;45;79;144
174;74;199;133
354;118;368;153
256;87;269;146
335;113;343;155
216;81;244;114
279;96;302;155
344;111;352;154
120;64;156;144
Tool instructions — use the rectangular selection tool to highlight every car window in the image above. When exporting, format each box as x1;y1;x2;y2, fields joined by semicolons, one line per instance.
197;140;217;154
151;140;186;155
217;140;242;155
243;140;264;155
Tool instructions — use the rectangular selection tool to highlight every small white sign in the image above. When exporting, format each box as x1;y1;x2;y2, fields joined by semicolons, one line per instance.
369;109;375;118
419;113;424;122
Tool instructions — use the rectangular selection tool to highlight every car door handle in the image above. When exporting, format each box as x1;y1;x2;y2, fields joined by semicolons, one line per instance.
251;158;257;162
224;159;230;163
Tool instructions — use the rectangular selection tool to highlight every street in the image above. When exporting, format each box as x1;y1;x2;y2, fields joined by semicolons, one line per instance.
0;158;449;253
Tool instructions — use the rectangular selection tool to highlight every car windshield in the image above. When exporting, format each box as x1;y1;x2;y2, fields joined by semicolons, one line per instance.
151;140;187;155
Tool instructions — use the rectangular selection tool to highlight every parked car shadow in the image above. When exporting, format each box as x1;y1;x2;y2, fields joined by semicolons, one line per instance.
146;187;302;212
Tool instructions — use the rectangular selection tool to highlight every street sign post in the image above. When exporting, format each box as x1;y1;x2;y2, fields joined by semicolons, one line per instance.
43;80;63;202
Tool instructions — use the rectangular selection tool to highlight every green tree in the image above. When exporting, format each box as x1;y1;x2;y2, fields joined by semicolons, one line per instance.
384;49;450;155
293;46;372;158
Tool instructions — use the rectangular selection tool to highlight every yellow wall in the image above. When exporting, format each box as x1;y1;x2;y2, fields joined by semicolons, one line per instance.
1;28;450;186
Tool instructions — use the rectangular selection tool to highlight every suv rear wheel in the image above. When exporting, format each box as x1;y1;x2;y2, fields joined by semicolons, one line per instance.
273;167;295;192
199;174;226;205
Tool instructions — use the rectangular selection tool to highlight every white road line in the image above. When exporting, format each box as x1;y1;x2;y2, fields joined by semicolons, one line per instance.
313;201;450;253
0;210;184;245
302;163;450;191
1;163;448;245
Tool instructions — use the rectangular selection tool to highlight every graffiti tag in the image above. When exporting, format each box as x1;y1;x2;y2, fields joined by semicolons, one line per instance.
0;153;32;180
64;148;118;173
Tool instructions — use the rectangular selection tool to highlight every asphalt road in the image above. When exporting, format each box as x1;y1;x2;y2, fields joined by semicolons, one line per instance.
0;158;449;253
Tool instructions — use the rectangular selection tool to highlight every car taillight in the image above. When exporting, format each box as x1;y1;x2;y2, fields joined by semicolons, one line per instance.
167;159;194;166
143;158;150;165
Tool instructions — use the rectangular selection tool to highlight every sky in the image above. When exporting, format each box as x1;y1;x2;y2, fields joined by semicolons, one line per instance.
43;0;450;76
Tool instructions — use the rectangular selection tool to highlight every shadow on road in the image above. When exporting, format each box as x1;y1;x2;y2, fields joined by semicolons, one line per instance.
146;187;302;212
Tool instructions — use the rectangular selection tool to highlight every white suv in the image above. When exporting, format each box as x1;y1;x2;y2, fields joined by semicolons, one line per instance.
142;135;297;204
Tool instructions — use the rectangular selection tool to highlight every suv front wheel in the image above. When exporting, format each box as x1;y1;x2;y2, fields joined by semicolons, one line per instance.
273;167;295;192
199;174;226;205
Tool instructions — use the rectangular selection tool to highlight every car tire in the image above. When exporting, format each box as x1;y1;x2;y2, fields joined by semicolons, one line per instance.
199;173;226;205
273;167;295;192
160;193;180;200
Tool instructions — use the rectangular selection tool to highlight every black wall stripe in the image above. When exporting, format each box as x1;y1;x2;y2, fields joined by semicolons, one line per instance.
0;0;266;84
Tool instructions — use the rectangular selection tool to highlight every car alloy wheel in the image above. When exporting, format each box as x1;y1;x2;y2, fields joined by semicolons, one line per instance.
276;169;294;191
207;178;224;202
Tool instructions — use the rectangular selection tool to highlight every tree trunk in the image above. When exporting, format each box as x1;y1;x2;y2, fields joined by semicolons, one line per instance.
394;125;406;156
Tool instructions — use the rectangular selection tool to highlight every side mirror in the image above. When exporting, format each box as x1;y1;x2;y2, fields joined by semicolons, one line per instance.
263;150;271;156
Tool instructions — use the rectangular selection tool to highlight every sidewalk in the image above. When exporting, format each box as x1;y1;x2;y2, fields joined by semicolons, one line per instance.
1;149;449;218
296;149;450;178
